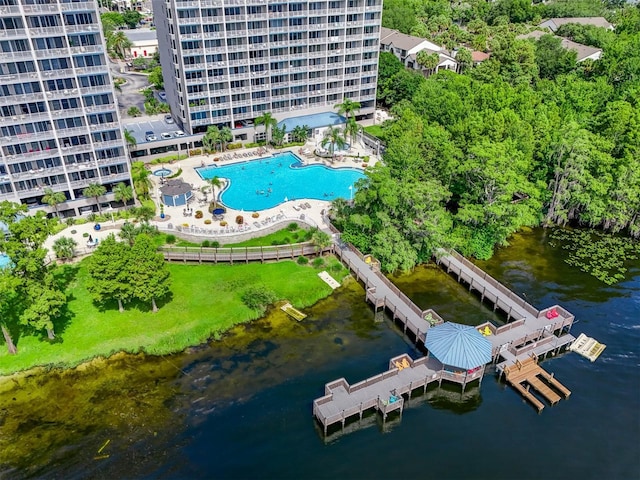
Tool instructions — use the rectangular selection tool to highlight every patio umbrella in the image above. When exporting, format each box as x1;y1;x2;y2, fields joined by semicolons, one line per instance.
425;322;492;370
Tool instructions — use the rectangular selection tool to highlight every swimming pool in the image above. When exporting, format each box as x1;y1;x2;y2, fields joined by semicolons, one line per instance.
196;151;365;211
0;254;11;269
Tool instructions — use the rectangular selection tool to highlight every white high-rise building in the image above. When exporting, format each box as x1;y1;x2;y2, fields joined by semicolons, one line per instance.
0;0;132;217
152;0;381;138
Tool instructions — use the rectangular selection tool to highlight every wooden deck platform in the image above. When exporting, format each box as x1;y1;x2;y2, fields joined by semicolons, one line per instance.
502;357;571;412
313;353;485;434
312;236;582;434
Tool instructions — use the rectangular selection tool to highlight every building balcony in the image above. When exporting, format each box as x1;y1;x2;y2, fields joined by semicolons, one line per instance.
59;1;95;12
61;144;93;155
69;45;104;55
69;178;97;189
0;27;27;37
93;139;125;149
29;26;67;37
0;50;34;62
101;172;130;183
64;24;101;34
21;4;58;13
74;65;109;75
79;85;112;95
0;92;45;106
40;68;76;80
45;89;78;100
97;156;129;167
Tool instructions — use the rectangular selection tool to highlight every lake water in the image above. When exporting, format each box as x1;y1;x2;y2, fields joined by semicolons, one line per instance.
1;228;638;479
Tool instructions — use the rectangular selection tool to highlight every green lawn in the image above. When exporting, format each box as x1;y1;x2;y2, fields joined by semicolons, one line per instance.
364;124;386;141
223;224;312;247
0;259;336;376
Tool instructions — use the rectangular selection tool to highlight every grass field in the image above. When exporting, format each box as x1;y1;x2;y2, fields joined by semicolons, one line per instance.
364;124;386;141
0;259;342;376
223;223;311;247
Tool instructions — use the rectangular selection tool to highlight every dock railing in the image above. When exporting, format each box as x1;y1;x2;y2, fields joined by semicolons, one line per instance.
440;249;540;319
160;242;331;263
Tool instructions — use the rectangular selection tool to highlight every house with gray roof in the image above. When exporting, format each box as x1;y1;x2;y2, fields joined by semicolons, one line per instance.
539;17;614;32
518;30;602;62
379;27;458;75
122;28;158;59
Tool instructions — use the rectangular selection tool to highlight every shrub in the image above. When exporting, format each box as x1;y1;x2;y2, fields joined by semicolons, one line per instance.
189;149;202;156
241;285;278;314
211;241;220;248
70;229;77;235
204;219;212;225
220;221;227;227
82;232;89;238
66;218;76;226
165;234;176;244
362;156;370;162
226;143;243;150
182;223;189;227
202;240;210;247
287;222;298;231
297;255;309;265
236;215;244;225
252;212;259;218
312;257;325;268
166;168;182;179
283;237;291;244
195;210;203;219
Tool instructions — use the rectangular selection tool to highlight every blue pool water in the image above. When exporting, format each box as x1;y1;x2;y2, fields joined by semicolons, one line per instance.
153;168;172;177
0;254;10;269
196;151;365;211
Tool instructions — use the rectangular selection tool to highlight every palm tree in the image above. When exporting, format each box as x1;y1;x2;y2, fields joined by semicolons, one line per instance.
271;125;286;147
255;111;277;144
208;176;223;210
53;236;77;262
124;129;137;152
321;126;347;159
219;126;232;151
202;125;220;153
291;125;310;144
344;117;362;146
334;98;361;119
311;229;332;254
42;187;66;218
416;50;440;74
113;182;134;207
131;162;152;201
107;31;132;60
82;183;107;214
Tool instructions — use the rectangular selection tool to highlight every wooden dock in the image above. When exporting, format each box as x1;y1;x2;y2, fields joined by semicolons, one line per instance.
312;238;580;433
313;353;485;434
502;357;571;412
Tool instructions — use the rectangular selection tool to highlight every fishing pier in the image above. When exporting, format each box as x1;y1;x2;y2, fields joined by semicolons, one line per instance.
314;241;578;435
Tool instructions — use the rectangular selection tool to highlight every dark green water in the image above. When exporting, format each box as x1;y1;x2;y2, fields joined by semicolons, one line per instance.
1;228;639;479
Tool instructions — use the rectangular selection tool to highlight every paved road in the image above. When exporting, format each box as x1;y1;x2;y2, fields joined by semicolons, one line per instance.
109;59;151;117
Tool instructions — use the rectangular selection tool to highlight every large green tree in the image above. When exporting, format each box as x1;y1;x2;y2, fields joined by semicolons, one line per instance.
83;183;107;214
86;234;133;312
129;235;171;313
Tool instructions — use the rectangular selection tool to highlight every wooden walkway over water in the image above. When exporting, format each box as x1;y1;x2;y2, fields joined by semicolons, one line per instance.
314;240;578;434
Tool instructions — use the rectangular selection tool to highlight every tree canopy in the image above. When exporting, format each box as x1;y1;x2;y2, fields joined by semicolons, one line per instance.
341;1;640;272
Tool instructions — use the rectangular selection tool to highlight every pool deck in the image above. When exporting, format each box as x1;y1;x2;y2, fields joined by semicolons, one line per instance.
149;142;378;238
43;141;380;256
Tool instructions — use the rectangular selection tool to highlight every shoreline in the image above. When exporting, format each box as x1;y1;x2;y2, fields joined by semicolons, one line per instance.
0;273;350;386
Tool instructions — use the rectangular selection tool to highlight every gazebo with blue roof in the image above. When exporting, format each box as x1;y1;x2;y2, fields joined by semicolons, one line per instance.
425;322;493;389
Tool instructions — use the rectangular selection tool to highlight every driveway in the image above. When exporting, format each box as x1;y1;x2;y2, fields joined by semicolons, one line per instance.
109;59;152;118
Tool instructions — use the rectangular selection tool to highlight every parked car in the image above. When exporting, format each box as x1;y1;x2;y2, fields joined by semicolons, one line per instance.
161;132;173;139
145;131;157;141
173;130;186;137
158;91;167;100
164;114;174;124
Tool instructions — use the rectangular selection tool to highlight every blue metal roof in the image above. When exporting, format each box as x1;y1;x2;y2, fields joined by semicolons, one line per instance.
425;322;492;370
277;112;346;132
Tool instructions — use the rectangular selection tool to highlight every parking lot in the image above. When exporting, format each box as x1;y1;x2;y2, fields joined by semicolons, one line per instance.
122;114;189;145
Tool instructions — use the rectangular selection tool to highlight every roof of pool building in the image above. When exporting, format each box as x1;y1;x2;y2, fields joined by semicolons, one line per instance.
277;112;346;132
